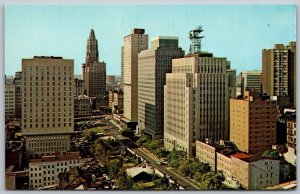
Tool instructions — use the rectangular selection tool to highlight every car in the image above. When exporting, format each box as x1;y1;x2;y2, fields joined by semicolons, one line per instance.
156;160;162;165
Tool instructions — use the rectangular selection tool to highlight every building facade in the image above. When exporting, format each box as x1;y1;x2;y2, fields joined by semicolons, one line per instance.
164;53;235;156
123;28;148;123
22;56;74;158
196;140;280;190
121;46;124;89
74;78;85;97
262;42;296;108
231;153;280;190
82;29;106;99
14;71;22;118
286;119;296;148
138;36;184;138
74;95;91;117
5;84;16;123
29;152;80;189
109;89;124;113
240;70;262;96
230;91;278;154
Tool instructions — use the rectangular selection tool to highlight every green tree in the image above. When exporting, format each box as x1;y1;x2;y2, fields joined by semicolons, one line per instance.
107;159;123;179
169;159;180;169
145;140;160;151
197;172;224;190
262;149;281;159
136;135;150;147
117;175;134;190
94;140;107;161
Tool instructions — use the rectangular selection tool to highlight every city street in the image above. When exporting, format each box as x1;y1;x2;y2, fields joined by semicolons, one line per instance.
108;119;200;190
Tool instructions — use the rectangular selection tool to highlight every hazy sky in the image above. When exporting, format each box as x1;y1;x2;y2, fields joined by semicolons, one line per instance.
5;4;296;75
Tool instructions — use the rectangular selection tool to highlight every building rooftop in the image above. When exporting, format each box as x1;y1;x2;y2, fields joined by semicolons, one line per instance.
33;56;63;59
231;153;251;160
30;152;80;163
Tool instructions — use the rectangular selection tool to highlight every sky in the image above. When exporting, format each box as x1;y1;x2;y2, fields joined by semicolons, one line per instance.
5;4;296;76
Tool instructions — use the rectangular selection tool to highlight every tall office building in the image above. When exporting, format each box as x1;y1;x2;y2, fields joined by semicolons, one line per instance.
14;71;22;118
262;41;296;108
22;56;74;158
138;36;184;138
123;28;148;124
5;84;15;123
121;46;124;89
240;70;262;96
230;91;278;154
164;53;235;156
82;29;106;99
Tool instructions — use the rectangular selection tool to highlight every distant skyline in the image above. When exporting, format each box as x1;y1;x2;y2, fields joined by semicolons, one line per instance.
5;4;296;75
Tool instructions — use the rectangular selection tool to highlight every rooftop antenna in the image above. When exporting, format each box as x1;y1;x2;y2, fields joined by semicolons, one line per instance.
189;25;204;54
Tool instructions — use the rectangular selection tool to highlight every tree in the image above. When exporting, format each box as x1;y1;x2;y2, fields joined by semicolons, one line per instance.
136;135;150;147
262;149;281;159
197;172;224;190
94;140;107;161
154;175;174;190
117;174;134;190
145;140;160;151
154;148;170;158
107;159;123;179
169;159;180;169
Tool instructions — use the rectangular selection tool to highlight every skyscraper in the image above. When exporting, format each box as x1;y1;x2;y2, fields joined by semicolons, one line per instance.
262;41;296;108
5;84;15;123
138;36;184;138
123;28;148;125
82;29;106;99
230;91;278;154
14;71;22;118
240;70;262;96
121;46;124;89
22;56;74;158
164;53;235;156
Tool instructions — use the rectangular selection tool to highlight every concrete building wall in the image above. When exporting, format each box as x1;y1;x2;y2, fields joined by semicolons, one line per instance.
164;73;196;156
230;92;278;155
74;78;84;97
29;153;80;189
164;54;234;156
195;140;216;172
230;91;278;154
262;42;296;108
230;99;250;153
231;157;250;189
14;71;22;118
286;119;296;148
249;159;280;190
138;36;184;138
123;29;148;122
216;153;232;178
121;46;124;89
22;56;74;157
241;70;262;96
5;84;16;123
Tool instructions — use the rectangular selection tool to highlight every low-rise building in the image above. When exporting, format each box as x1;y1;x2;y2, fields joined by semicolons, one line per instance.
196;140;280;190
74;78;85;97
231;153;280;190
29;152;80;189
108;89;124;113
74;95;91;117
